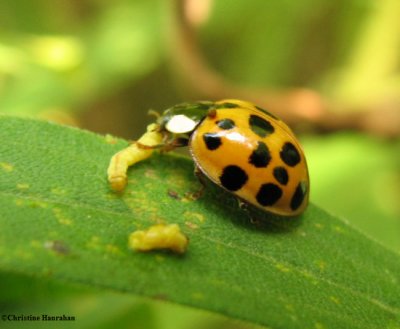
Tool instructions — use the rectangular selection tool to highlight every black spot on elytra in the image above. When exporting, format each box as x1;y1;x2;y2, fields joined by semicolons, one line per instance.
290;182;307;211
220;165;248;191
255;106;279;120
249;141;271;168
249;115;275;138
203;133;222;150
217;118;235;130
256;183;282;206
273;166;289;185
280;142;301;167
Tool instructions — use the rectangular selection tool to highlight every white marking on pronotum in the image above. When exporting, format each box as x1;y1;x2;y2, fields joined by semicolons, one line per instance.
166;115;197;133
225;131;246;143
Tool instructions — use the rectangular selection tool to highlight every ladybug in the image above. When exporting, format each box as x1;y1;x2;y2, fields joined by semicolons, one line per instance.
108;99;309;216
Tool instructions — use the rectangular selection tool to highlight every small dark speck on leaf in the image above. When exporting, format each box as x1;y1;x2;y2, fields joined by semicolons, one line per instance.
167;189;181;200
44;240;70;255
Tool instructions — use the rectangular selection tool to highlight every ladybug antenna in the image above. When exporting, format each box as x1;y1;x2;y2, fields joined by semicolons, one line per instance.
147;109;161;119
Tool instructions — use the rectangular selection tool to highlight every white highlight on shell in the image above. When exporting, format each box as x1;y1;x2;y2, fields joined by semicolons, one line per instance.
166;115;197;133
226;132;246;143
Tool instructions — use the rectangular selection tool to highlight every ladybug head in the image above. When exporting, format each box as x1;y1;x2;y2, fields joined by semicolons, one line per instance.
158;101;214;134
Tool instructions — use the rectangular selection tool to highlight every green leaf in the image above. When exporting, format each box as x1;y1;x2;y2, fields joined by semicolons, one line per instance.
0;116;399;329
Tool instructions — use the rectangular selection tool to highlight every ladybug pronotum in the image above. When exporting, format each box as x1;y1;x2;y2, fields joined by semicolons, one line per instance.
108;99;309;216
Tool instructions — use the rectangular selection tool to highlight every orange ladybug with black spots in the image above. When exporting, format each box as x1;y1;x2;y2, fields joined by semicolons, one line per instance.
108;99;309;216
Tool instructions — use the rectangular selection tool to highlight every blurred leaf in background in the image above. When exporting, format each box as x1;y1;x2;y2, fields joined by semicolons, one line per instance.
305;134;400;252
200;0;367;87
0;0;164;131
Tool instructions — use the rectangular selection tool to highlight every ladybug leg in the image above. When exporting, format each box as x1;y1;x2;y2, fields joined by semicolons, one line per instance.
107;123;164;192
158;137;188;153
237;200;262;225
185;166;207;200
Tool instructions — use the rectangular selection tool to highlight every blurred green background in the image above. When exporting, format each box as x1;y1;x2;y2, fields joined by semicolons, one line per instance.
0;0;399;328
